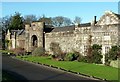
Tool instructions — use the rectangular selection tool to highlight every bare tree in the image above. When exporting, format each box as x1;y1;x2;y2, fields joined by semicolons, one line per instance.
0;16;11;32
24;15;37;24
39;15;52;25
0;16;11;49
52;16;72;27
52;16;64;27
74;16;82;24
63;17;72;26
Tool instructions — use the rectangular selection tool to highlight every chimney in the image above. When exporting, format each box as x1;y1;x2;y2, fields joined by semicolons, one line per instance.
94;16;97;24
91;16;97;26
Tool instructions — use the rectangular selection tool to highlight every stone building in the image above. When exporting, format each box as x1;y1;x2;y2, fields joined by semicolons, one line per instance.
6;11;120;63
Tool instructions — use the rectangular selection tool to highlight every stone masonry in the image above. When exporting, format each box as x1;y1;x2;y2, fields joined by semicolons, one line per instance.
6;11;120;64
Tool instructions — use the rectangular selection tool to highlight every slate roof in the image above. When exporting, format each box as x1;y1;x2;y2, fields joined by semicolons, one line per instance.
10;29;25;35
79;23;91;27
10;23;91;34
114;13;120;19
50;23;91;32
44;25;54;33
51;25;75;32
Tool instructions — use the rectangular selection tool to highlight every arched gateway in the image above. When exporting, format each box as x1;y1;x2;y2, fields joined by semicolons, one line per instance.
25;22;44;52
31;35;38;47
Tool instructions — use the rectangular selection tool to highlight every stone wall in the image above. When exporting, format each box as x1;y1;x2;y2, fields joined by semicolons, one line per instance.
91;24;119;54
74;26;91;55
25;22;44;52
45;23;119;56
6;11;120;58
45;26;91;55
118;24;120;45
45;31;76;54
16;35;25;49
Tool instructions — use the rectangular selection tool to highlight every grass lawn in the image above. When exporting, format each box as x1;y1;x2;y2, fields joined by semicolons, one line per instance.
0;50;13;54
16;55;119;81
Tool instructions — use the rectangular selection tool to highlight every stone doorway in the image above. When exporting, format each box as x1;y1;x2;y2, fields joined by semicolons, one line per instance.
31;35;38;47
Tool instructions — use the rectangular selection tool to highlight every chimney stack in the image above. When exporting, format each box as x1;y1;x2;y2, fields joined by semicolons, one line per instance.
94;16;97;24
91;16;97;26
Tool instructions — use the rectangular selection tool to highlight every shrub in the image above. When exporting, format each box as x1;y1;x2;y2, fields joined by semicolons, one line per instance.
51;54;57;59
77;55;88;63
65;53;74;61
73;51;80;60
42;52;50;57
105;46;120;65
91;50;102;64
64;51;81;61
32;47;45;56
50;42;62;58
51;52;67;61
57;52;67;61
85;44;103;64
12;47;25;56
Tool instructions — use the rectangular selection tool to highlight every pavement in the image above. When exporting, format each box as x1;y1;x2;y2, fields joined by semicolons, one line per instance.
2;55;106;81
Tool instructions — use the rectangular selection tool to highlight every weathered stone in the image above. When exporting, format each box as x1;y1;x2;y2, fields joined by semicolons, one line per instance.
6;11;120;64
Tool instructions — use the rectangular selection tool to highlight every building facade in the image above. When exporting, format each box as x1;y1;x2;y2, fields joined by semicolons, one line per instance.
6;11;120;63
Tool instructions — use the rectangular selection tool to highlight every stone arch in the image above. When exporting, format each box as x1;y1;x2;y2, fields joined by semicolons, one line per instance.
31;35;38;47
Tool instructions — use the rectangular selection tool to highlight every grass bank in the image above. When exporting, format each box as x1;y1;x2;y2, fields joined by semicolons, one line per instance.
16;55;119;81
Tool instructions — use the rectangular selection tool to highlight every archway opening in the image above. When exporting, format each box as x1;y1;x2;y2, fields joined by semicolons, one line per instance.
31;35;38;47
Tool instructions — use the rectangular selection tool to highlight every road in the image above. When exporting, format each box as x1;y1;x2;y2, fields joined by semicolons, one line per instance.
2;55;104;81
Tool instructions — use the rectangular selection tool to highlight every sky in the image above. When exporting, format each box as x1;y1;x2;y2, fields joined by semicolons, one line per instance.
2;2;118;23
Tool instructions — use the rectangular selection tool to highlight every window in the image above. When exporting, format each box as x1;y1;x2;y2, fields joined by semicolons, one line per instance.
105;46;110;53
104;36;110;40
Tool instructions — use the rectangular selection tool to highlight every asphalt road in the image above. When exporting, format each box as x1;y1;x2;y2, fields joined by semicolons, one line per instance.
2;55;104;81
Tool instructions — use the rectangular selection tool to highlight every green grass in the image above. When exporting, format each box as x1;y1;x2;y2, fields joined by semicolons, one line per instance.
16;55;119;81
0;50;13;54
